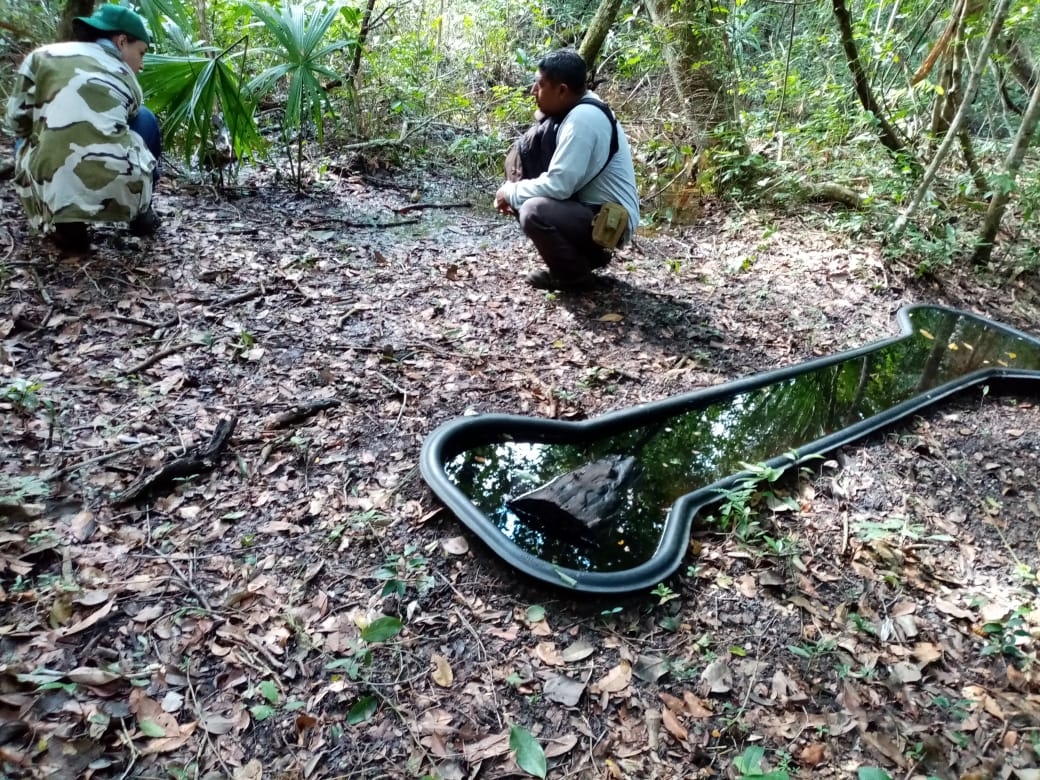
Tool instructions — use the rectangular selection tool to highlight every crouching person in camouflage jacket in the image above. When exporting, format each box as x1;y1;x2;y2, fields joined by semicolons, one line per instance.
5;5;162;251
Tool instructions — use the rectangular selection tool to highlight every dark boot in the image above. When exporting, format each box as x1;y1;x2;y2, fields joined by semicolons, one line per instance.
590;248;613;269
525;268;594;291
52;222;91;252
128;206;161;236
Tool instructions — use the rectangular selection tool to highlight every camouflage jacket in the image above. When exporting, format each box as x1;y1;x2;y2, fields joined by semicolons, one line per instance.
5;41;155;230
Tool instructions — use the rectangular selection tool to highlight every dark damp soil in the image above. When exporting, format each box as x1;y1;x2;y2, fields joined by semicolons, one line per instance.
2;159;1039;779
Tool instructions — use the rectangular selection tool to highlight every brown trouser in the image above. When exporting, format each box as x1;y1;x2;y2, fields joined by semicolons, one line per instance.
517;197;607;281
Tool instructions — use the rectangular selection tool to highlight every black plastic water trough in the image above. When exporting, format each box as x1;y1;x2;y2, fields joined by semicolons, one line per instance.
420;305;1040;594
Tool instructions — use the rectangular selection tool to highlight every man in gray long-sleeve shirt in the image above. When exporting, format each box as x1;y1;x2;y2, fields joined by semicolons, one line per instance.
495;50;640;290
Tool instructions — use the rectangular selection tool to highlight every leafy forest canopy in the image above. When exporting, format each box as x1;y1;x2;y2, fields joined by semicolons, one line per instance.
2;0;1038;271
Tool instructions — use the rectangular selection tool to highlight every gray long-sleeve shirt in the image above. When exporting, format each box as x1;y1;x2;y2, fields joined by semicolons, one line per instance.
502;92;640;241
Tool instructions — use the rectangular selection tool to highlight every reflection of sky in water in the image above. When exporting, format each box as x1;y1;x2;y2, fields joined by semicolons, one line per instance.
443;309;1040;574
495;442;547;541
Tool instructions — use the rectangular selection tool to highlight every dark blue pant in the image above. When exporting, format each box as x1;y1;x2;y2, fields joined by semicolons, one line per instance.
130;107;162;186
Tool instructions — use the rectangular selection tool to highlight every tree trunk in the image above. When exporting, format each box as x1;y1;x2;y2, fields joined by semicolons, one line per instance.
996;34;1039;93
831;0;912;158
892;0;1013;237
578;0;624;79
972;72;1040;265
928;1;968;139
644;0;744;157
350;0;378;80
958;129;989;194
58;0;95;41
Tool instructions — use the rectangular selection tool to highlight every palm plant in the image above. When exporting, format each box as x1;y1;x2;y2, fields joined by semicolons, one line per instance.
245;0;361;189
140;42;264;168
135;0;264;170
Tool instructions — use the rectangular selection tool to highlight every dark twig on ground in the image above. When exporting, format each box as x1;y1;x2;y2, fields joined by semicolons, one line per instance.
50;441;154;480
264;398;342;429
113;417;237;505
392;201;473;215
122;341;199;375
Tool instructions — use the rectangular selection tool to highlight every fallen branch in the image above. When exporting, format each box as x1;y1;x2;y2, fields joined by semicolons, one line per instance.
123;341;198;375
805;183;864;210
339;137;408;151
213;286;263;307
101;313;162;329
392;201;473;215
293;215;421;229
264;398;341;429
49;441;153;480
113;417;237;505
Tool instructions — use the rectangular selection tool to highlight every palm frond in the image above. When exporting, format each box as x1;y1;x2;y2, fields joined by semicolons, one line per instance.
141;52;264;163
134;0;195;47
243;0;359;134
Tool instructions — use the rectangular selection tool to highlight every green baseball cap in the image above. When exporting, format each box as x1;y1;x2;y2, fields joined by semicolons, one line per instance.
76;4;151;44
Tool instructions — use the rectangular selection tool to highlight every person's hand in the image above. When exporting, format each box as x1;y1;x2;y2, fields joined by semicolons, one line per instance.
494;186;515;215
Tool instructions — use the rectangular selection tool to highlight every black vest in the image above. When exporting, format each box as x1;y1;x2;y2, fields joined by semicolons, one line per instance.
505;97;619;181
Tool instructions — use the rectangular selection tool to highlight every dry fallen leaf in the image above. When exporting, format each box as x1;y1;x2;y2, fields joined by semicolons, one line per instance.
633;654;668;683
890;661;922;684
232;759;263;780
934;598;973;620
980;602;1012;623
698;659;732;695
661;708;688;742
659;692;685;714
201;713;238;735
561;639;595;662
911;641;943;666
593;661;632;694
72;589;110;607
440;536;470;556
544;733;579;758
67;667;122;686
463;730;510;762
534;641;564;666
682;691;713;718
798;742;827;767
139;721;198;756
431;653;454;688
597;312;624;322
543;674;585;707
61;599;114;635
161;690;184;713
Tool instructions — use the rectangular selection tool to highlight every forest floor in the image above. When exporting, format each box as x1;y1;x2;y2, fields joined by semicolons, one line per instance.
2;158;1040;780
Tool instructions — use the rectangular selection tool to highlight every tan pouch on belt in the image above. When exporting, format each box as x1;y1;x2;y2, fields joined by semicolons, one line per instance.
591;202;629;249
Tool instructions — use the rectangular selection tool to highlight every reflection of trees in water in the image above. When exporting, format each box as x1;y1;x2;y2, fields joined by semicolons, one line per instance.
446;309;1040;574
447;442;653;571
